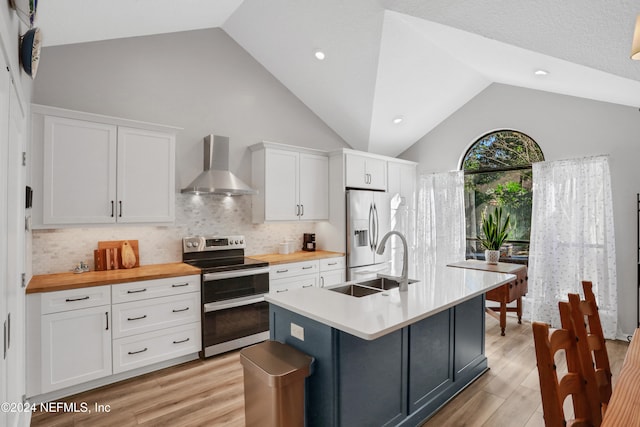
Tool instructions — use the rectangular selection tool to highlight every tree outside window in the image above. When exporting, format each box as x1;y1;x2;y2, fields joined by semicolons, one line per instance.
462;130;544;262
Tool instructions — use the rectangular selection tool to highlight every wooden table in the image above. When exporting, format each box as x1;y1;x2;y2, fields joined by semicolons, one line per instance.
448;260;528;336
601;328;640;426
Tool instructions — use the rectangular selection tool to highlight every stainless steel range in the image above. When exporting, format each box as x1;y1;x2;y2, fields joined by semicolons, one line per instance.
182;235;270;358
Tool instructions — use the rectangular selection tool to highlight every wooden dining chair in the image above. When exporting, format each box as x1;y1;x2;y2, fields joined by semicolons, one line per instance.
533;302;595;427
565;280;613;417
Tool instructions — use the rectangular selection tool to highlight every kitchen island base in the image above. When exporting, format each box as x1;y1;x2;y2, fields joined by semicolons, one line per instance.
270;294;488;427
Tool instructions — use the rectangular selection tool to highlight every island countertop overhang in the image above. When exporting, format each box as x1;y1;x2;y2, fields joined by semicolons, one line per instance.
265;266;516;340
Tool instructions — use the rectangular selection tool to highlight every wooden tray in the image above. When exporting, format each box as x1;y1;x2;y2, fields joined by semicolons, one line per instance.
97;240;139;269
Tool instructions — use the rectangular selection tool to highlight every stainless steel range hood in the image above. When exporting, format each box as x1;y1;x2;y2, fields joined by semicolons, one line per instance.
181;135;257;196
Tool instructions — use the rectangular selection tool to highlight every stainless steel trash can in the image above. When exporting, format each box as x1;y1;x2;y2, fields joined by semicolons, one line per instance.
240;340;314;427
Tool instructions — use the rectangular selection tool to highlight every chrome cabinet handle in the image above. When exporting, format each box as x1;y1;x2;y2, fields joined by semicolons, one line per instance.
173;338;190;344
320;277;325;287
327;262;337;266
300;204;304;216
66;296;89;302
172;307;189;313
127;315;147;321
118;201;123;217
105;312;109;330
110;201;114;217
128;347;147;355
127;288;147;294
302;266;313;270
302;284;313;288
276;289;288;293
296;204;300;216
276;269;288;273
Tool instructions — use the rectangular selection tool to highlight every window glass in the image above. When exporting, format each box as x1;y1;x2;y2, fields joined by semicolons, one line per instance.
462;130;544;261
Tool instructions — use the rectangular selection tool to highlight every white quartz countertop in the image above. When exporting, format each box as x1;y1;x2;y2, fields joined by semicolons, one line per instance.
265;266;515;340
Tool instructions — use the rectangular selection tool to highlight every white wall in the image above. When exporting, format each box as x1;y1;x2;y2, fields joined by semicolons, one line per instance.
30;28;350;271
400;82;640;338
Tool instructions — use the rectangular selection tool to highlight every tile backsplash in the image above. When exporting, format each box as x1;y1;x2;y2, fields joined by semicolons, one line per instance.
32;194;317;275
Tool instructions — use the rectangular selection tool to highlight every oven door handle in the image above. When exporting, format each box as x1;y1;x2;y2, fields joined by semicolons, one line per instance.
203;266;270;282
204;295;266;313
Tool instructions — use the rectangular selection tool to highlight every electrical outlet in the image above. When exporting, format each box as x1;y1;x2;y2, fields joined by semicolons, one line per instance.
290;322;304;341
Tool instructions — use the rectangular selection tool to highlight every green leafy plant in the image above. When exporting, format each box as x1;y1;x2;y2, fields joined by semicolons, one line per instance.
479;207;511;250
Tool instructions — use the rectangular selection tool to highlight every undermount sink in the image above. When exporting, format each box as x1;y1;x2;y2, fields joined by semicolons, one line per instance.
328;284;382;297
356;277;418;291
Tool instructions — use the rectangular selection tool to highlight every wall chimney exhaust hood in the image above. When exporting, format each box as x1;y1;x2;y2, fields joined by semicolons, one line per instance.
181;135;257;196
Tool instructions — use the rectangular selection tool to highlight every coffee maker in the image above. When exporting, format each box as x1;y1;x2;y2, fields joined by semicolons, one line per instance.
302;233;316;251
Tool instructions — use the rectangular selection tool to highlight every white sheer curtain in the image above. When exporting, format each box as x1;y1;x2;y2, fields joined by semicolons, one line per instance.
414;171;466;273
526;156;617;338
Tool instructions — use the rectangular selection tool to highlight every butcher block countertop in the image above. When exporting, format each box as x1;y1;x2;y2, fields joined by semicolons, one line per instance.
26;262;201;294
248;250;344;265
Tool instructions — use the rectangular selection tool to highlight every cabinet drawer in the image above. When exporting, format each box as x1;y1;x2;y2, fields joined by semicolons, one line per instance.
112;292;200;339
270;274;317;294
112;323;201;374
270;261;318;280
319;257;345;272
112;275;200;304
41;286;111;314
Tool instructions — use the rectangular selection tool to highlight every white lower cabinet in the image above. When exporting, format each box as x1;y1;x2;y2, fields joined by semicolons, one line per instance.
40;304;112;394
112;323;200;374
269;260;319;294
269;257;346;293
110;276;200;374
27;274;201;399
319;257;346;288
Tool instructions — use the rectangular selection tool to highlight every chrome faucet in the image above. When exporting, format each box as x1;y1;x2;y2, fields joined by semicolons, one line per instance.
376;231;409;292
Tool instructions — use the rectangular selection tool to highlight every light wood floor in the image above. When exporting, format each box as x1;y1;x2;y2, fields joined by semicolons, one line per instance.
30;315;630;427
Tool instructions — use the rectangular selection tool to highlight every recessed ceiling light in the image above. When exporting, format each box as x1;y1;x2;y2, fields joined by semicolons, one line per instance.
314;50;326;60
534;69;549;76
392;116;404;124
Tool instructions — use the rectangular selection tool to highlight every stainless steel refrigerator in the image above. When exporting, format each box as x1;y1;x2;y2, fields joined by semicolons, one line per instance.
346;189;391;281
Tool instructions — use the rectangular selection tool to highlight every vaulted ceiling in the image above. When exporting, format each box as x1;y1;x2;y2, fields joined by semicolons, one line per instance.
36;0;640;157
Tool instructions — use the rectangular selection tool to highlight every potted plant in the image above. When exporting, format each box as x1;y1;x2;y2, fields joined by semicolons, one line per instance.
479;207;511;264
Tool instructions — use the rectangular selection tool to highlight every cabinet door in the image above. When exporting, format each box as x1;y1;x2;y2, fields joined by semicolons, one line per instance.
345;154;367;188
345;154;387;190
117;127;175;223
365;157;387;190
388;161;416;210
41;305;111;393
43;116;117;224
319;270;344;288
0;54;9;427
264;149;299;220
454;295;485;380
298;153;328;220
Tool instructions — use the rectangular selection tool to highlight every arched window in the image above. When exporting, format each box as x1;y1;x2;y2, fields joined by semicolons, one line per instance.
461;130;544;262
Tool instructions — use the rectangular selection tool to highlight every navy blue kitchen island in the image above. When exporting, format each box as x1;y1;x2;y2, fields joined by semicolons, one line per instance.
266;267;515;426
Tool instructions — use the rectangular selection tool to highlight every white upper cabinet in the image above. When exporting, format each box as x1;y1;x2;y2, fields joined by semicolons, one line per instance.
263;148;299;221
35;106;179;227
387;160;417;211
251;142;328;222
116;127;175;223
43;116;118;224
345;153;387;190
298;153;329;220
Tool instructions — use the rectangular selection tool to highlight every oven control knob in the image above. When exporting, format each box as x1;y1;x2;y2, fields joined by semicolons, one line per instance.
186;242;193;248
235;240;239;244
240;239;244;244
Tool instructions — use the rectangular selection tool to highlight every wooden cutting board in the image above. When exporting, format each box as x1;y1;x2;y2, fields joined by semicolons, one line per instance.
98;240;139;269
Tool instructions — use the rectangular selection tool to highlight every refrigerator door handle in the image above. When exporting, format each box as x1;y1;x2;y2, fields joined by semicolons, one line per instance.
373;203;379;250
368;203;375;250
